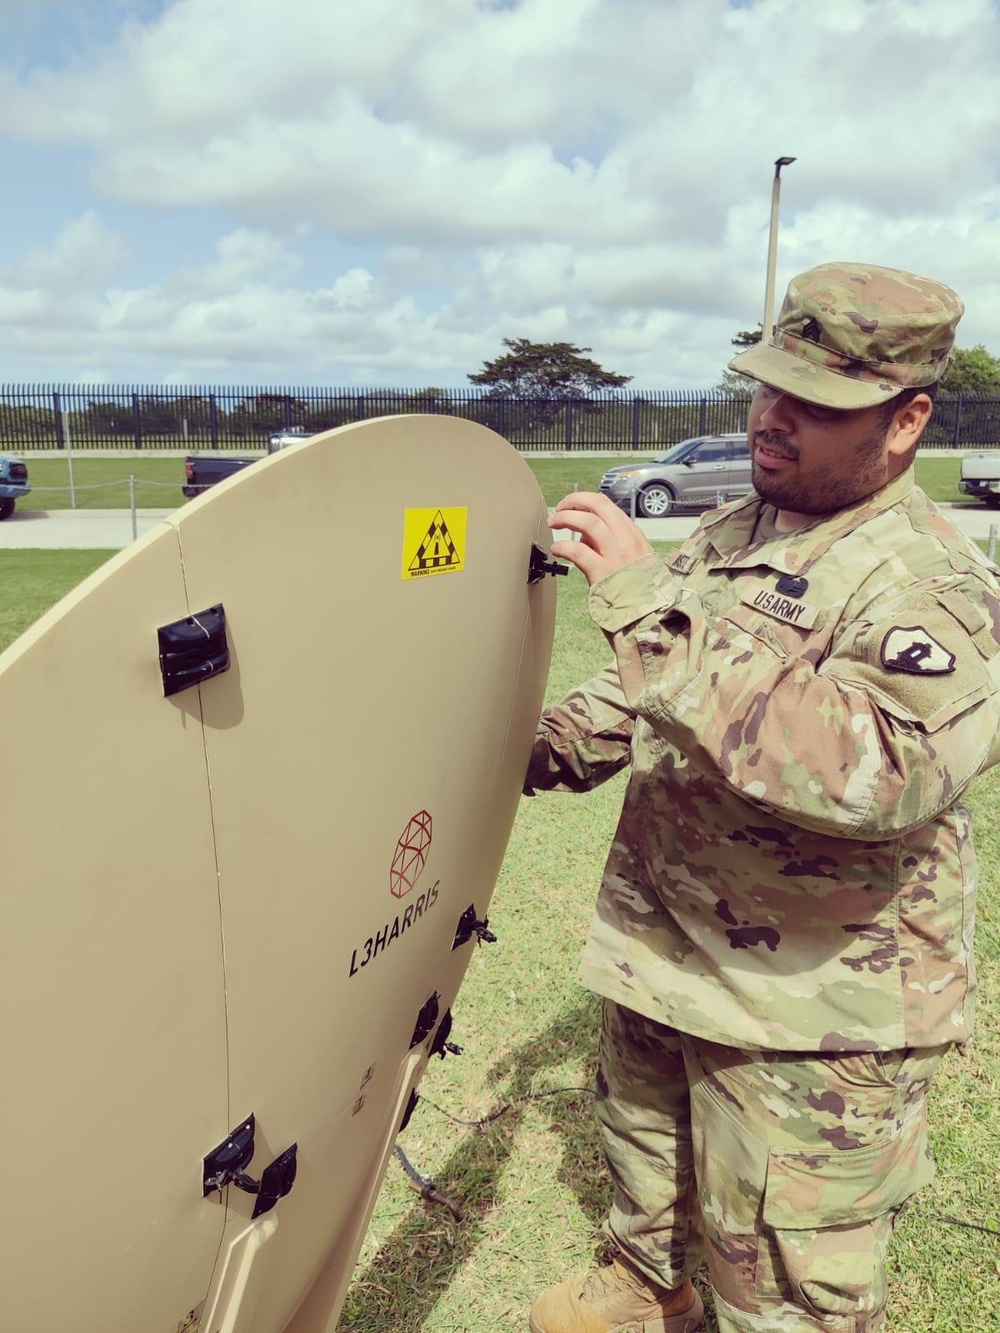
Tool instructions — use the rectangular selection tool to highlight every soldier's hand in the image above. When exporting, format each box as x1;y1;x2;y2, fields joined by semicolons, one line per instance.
549;492;655;586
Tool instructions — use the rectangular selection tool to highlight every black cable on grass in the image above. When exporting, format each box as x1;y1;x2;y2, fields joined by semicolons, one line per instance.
392;1088;595;1221
403;1088;1000;1239
393;1144;463;1222
420;1085;597;1127
913;1213;1000;1239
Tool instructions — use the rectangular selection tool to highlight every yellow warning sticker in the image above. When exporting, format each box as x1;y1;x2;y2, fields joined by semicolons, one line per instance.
402;507;468;580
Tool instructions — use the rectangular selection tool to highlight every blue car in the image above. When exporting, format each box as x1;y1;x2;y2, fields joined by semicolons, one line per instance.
0;456;30;521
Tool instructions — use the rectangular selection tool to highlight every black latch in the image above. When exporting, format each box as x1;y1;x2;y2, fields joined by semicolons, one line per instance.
399;1089;420;1133
528;543;569;585
429;1008;463;1060
253;1147;298;1219
452;904;497;950
203;1114;255;1194
203;1114;298;1219
410;992;440;1049
158;604;230;697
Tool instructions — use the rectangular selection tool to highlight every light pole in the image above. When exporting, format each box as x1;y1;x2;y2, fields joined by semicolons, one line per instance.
762;155;796;342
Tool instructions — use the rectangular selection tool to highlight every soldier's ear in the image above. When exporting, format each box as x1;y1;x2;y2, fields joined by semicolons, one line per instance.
885;393;933;458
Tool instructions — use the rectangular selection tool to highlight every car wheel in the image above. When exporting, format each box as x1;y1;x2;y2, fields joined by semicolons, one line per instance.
985;495;1000;509
0;497;15;521
637;484;674;518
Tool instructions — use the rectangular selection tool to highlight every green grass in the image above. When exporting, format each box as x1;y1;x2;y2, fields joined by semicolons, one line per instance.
7;451;970;511
1;548;997;1330
913;455;968;506
0;550;116;649
14;456;188;510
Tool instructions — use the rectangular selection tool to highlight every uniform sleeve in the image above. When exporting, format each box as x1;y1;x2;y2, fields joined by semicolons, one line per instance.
588;554;1000;840
524;663;635;794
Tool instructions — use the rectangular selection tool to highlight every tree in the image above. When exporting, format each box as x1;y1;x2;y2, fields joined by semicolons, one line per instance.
469;338;632;432
715;370;755;396
731;326;763;349
940;344;1000;395
713;326;763;394
231;392;308;438
469;339;631;398
406;387;451;408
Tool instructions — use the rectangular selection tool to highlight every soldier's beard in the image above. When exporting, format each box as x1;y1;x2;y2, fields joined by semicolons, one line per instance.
751;426;891;517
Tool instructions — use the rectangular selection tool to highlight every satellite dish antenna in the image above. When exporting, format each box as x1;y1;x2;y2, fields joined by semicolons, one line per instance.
0;415;559;1332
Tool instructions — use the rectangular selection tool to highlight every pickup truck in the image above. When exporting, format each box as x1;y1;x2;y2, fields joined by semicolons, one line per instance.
182;429;315;498
0;456;31;520
959;453;1000;508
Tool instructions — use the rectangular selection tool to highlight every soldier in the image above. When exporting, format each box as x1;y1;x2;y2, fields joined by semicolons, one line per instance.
525;263;1000;1333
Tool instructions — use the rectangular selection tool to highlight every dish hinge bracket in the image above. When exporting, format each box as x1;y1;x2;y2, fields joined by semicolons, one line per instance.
203;1114;298;1219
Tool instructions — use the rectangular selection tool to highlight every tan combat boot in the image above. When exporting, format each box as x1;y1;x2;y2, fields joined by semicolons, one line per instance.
528;1255;704;1333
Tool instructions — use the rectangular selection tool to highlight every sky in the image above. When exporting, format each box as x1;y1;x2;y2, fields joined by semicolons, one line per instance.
0;0;998;391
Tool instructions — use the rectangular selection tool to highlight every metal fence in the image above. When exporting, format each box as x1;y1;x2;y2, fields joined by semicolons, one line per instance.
2;384;999;453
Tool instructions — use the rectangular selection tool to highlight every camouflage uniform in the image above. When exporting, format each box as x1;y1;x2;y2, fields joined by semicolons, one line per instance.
596;1003;945;1332
526;469;1000;1328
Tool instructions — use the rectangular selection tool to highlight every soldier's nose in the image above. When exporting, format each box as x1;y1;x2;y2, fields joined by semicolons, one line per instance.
759;393;797;430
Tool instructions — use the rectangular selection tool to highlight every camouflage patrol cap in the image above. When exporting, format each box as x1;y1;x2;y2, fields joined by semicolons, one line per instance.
729;262;963;410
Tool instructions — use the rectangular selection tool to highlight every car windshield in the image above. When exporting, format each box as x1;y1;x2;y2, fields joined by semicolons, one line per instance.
653;439;709;464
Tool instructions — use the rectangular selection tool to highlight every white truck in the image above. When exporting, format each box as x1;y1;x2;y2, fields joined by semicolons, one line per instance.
959;453;1000;508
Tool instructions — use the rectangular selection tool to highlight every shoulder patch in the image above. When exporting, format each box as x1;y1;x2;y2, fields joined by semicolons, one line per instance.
880;626;956;675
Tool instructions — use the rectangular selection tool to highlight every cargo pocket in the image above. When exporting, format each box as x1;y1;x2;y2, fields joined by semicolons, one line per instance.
755;1105;934;1321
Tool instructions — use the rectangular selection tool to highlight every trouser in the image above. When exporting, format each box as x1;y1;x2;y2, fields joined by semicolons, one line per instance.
595;1001;947;1333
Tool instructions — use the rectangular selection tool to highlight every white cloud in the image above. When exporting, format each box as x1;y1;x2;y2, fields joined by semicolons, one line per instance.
0;0;998;385
1;212;131;293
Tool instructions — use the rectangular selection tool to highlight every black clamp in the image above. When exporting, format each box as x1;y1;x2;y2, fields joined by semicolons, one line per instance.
203;1114;298;1219
158;604;230;697
430;1009;463;1060
399;1089;420;1134
410;993;441;1049
528;543;569;585
410;994;463;1066
452;904;497;950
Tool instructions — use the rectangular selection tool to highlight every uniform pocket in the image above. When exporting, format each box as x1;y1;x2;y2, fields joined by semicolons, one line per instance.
756;1105;934;1319
717;603;790;659
762;1102;933;1230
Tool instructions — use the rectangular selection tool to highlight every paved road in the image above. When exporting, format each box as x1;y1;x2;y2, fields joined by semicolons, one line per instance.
1;503;998;551
0;508;177;549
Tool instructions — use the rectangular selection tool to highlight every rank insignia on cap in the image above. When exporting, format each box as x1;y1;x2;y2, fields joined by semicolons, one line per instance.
880;627;956;674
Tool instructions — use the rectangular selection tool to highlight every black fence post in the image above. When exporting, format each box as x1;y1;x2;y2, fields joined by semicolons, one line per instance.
631;398;642;450
697;396;707;434
952;397;962;449
209;394;219;449
132;393;143;451
53;390;65;450
565;401;573;451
